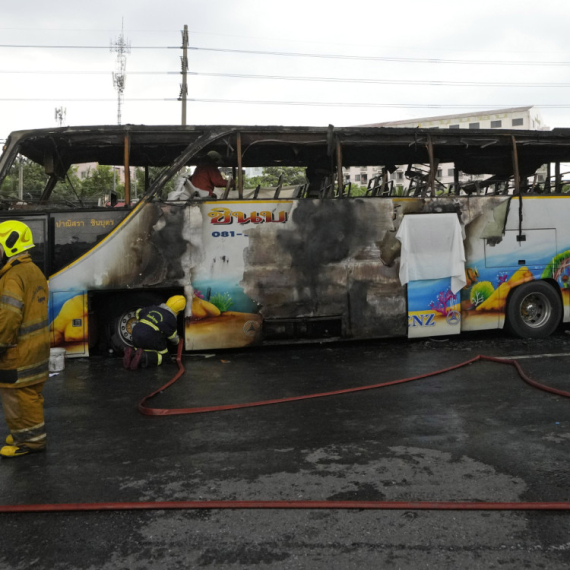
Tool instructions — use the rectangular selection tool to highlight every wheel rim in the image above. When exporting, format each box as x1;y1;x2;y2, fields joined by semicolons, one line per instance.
518;292;552;329
117;308;138;345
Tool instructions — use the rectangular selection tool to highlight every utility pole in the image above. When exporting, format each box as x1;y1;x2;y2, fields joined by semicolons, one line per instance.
18;157;23;201
110;19;130;125
179;25;189;126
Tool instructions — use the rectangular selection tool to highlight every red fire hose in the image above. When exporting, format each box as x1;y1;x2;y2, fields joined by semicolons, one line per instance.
1;500;570;513
137;340;570;416
2;341;570;514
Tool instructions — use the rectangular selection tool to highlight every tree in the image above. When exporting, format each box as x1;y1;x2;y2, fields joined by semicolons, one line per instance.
76;165;116;202
50;166;87;204
135;166;176;197
244;166;307;189
0;158;48;200
349;184;368;197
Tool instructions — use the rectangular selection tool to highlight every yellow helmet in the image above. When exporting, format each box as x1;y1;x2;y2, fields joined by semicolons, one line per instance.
0;220;35;257
166;295;186;314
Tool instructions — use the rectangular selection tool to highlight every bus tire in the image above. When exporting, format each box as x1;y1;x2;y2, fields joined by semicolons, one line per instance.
506;281;562;339
103;292;165;354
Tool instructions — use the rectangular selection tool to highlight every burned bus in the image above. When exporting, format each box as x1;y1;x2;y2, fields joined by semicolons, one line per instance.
0;124;569;357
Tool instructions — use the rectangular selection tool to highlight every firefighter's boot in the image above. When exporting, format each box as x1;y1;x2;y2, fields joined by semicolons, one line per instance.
141;351;162;368
0;444;44;458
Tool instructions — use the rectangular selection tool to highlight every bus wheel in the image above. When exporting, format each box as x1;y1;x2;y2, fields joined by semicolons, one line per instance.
506;281;562;339
104;293;165;354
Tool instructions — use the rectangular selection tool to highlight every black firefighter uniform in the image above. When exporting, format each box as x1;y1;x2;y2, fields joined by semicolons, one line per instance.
0;253;50;451
132;304;179;366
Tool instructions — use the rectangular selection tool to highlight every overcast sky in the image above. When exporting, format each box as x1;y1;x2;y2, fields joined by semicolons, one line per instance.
2;0;570;139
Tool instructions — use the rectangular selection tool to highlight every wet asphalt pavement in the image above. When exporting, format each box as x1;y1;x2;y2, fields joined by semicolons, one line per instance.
1;329;570;569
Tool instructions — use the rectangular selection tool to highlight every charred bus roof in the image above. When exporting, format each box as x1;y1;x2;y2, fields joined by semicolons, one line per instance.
3;123;570;191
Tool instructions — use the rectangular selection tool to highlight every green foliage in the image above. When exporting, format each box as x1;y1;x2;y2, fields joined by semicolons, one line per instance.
244;166;306;189
79;165;115;198
349;184;368;197
0;160;178;205
136;166;176;197
209;292;233;312
0;158;47;200
51;166;88;203
470;281;495;306
346;183;406;197
0;160;127;204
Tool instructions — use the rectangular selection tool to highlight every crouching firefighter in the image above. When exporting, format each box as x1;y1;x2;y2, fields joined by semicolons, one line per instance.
0;221;50;458
123;295;186;370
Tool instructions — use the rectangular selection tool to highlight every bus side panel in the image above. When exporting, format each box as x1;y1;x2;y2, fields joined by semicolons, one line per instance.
185;198;407;349
52;210;129;275
242;198;400;340
49;201;190;354
49;291;88;357
462;197;506;331
49;201;187;293
462;197;570;329
185;201;292;350
186;196;512;348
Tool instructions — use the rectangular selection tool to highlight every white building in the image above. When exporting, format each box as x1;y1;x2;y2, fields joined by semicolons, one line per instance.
346;106;549;190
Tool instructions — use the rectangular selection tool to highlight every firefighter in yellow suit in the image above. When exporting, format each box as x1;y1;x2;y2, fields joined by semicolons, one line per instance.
0;221;50;458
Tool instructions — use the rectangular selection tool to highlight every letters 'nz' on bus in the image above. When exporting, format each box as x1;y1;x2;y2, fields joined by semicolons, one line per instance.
1;124;570;357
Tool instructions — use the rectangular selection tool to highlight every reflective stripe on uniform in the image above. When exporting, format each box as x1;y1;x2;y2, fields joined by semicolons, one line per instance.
139;318;160;332
19;319;49;337
141;349;164;366
0;294;23;309
17;359;49;384
12;421;46;443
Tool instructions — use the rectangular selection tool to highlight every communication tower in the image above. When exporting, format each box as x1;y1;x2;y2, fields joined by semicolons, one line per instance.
55;107;66;127
110;20;131;125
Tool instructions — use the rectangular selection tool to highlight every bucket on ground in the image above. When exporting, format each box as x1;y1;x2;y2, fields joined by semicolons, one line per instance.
49;347;66;372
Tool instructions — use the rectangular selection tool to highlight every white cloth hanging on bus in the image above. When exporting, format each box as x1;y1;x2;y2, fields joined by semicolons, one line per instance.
396;213;466;294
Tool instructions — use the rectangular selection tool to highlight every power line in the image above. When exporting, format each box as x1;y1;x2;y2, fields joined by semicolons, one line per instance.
0;98;171;101
0;70;169;74
183;72;570;88
1;43;570;66
0;44;175;49
186;99;570;109
0;27;568;57
2;97;570;109
191;47;570;67
3;69;570;88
